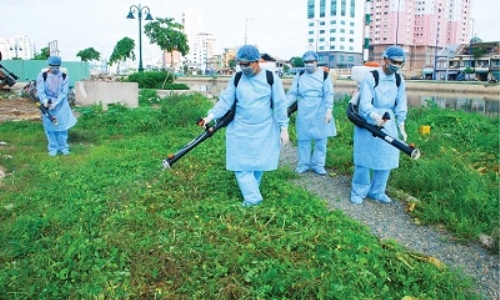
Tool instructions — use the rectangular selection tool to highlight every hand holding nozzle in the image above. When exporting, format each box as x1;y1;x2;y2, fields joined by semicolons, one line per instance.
370;111;390;127
197;114;214;127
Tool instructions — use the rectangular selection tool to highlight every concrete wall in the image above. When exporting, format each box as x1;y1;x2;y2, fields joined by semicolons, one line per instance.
176;76;500;95
75;81;138;111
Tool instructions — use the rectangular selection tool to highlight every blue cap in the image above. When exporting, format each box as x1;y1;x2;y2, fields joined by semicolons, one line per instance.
236;45;260;62
47;56;62;66
383;46;405;62
302;50;319;62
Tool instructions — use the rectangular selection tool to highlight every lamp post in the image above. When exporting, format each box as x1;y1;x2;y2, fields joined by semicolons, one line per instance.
433;7;441;80
126;4;153;72
10;42;22;59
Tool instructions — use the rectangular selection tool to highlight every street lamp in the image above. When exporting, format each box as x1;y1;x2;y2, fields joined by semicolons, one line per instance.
126;4;153;72
10;43;22;59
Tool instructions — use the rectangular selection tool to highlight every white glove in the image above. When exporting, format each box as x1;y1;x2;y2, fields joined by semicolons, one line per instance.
49;100;57;110
325;109;332;123
199;113;214;127
41;98;49;108
280;127;289;145
399;122;408;141
370;112;385;127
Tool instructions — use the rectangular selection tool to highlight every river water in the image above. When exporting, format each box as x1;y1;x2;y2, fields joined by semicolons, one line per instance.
188;83;500;116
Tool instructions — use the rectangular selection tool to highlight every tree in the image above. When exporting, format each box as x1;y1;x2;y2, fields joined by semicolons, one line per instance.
470;36;483;44
76;47;101;62
144;17;189;73
290;56;304;67
109;37;136;74
472;45;488;60
32;47;50;60
229;58;236;70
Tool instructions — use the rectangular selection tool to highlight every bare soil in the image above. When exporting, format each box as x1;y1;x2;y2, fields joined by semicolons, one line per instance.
0;88;41;123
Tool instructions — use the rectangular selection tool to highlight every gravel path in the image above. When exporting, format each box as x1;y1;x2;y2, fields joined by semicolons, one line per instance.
279;145;499;300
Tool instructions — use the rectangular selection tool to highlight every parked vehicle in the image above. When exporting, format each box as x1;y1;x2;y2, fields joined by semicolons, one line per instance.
456;72;466;81
22;79;37;101
22;79;75;106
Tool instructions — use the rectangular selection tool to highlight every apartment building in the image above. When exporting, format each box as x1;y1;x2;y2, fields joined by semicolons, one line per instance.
181;10;219;74
306;0;365;68
0;34;35;60
307;0;473;73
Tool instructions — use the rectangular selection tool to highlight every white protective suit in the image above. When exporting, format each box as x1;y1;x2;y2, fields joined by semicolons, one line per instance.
207;70;289;171
36;70;77;155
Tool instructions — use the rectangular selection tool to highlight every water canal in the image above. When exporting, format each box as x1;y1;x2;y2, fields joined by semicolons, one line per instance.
179;78;500;116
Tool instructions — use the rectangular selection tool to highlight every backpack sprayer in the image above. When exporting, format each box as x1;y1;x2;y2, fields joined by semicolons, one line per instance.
162;99;297;169
347;64;421;160
0;64;19;87
162;106;235;169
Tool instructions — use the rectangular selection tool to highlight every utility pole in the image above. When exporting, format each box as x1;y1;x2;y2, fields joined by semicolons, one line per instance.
315;19;320;53
469;18;475;81
364;0;372;62
244;18;252;45
395;0;401;45
433;7;441;80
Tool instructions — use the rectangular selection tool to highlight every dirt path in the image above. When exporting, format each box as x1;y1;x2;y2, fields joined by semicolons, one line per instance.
280;145;499;300
0;89;41;123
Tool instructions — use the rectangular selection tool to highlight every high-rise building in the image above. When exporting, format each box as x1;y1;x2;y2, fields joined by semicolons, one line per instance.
0;35;35;60
307;0;473;72
181;10;219;74
367;0;473;72
306;0;366;68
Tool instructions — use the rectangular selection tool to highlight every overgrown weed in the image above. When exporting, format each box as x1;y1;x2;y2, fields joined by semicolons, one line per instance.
0;94;491;299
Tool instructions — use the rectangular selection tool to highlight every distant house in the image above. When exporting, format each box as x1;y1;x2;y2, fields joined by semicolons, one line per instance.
259;53;277;73
425;41;500;81
233;52;280;75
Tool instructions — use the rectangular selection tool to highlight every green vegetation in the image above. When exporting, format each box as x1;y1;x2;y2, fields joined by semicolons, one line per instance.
327;99;499;254
125;71;189;90
0;93;495;299
76;47;101;62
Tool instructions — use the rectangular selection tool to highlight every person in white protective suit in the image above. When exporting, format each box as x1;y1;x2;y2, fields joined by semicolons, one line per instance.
350;45;409;204
199;45;289;207
286;50;336;175
36;56;77;156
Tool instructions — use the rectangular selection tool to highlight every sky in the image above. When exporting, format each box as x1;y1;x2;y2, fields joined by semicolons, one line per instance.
1;0;499;64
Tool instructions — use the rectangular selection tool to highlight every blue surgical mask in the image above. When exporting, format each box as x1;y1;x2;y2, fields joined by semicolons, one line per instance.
386;64;400;74
49;66;60;75
305;63;316;73
240;65;255;76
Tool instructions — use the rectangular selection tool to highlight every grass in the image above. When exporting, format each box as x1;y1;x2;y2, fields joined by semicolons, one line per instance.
326;98;499;252
0;92;495;299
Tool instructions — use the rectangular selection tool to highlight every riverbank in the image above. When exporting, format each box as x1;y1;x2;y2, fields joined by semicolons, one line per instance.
176;75;500;95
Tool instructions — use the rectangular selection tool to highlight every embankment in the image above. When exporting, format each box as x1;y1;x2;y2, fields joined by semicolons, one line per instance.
177;76;500;96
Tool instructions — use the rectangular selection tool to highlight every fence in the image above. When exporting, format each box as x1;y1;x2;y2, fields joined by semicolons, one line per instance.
0;60;90;87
